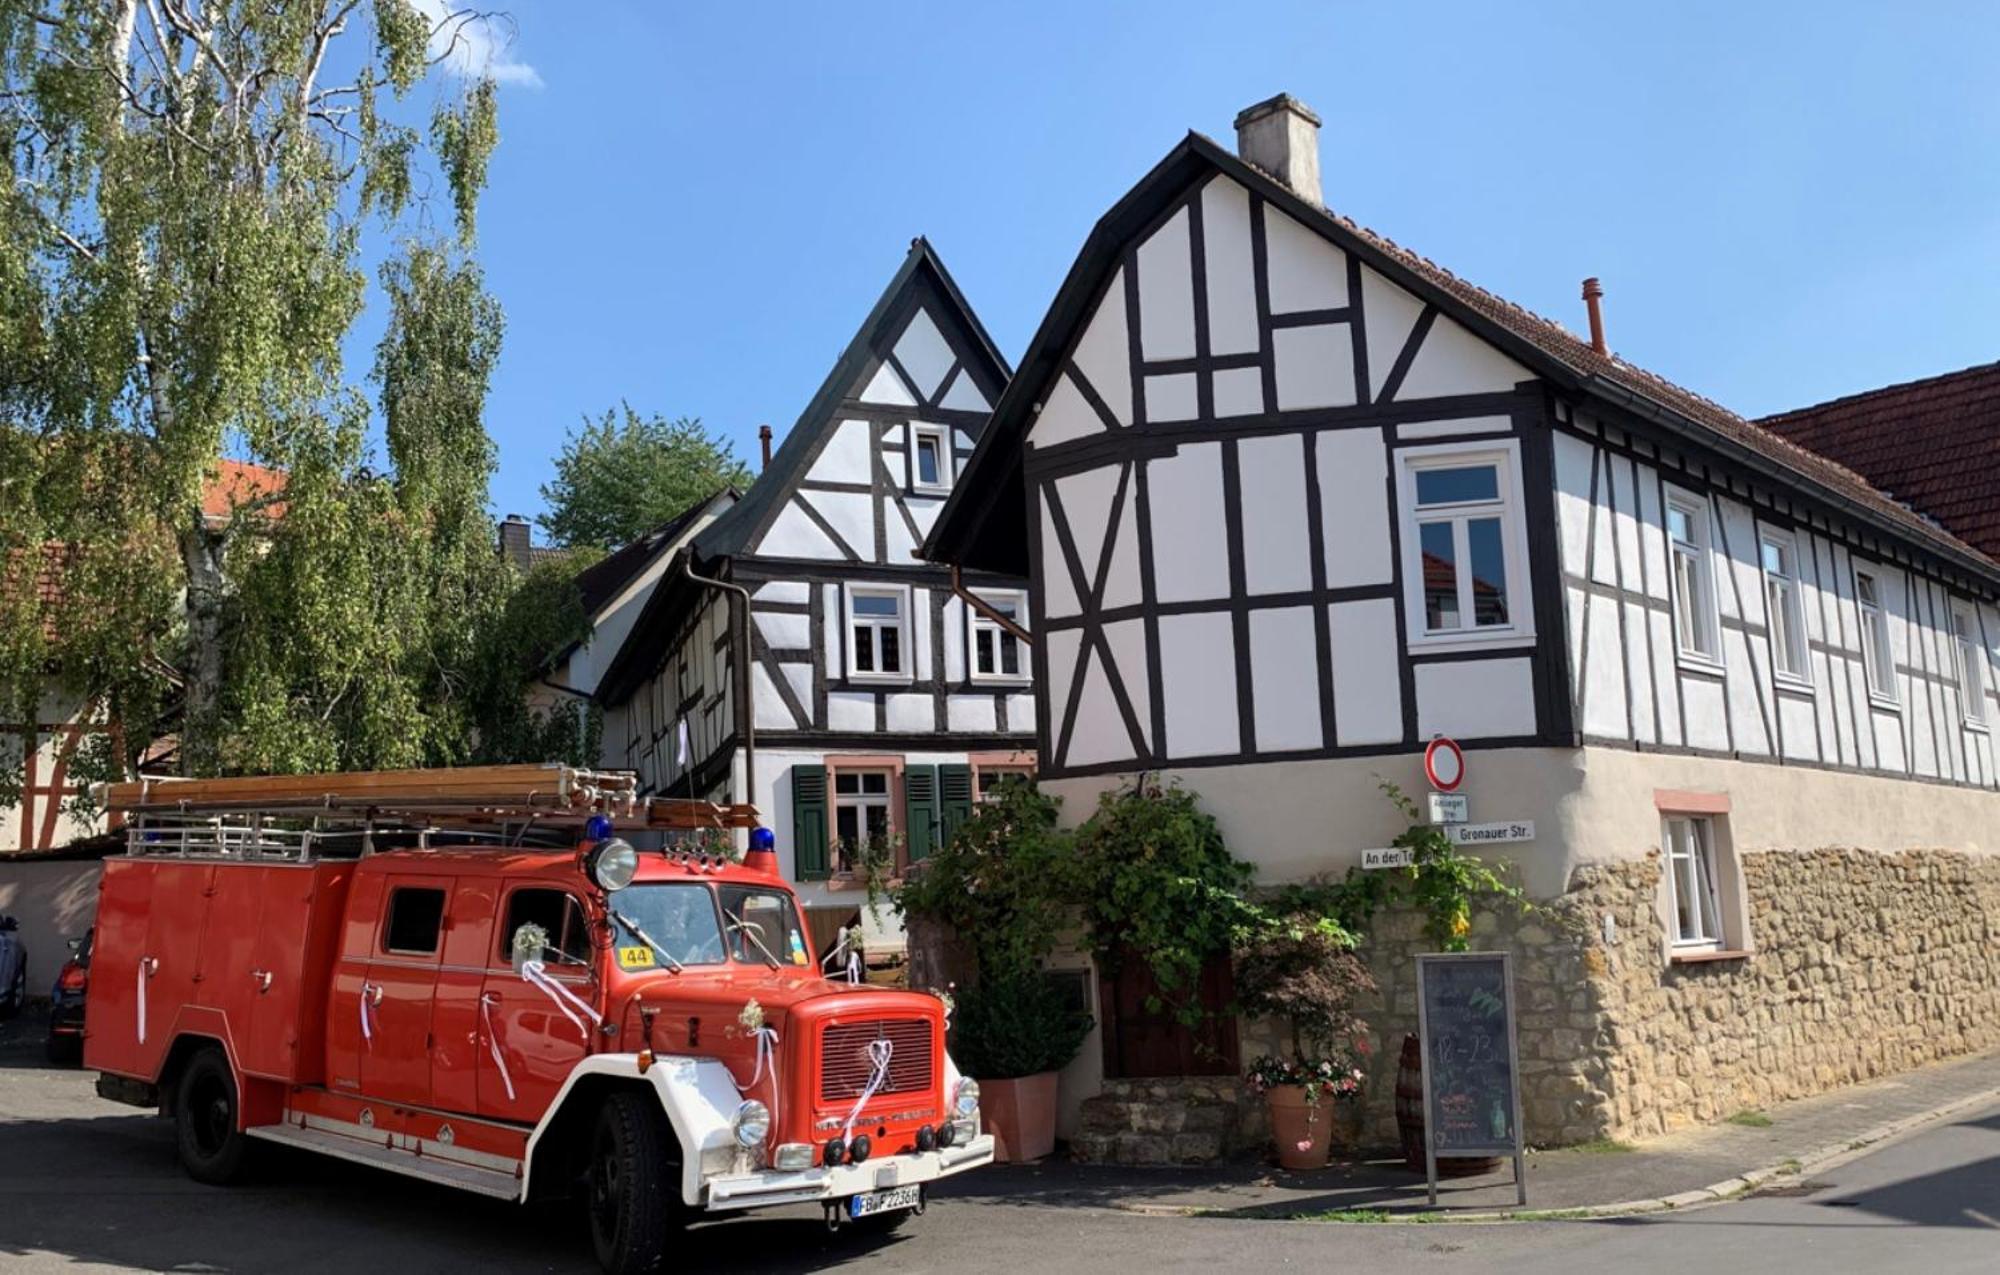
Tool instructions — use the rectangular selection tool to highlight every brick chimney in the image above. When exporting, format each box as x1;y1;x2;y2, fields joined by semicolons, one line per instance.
498;513;532;568
1234;94;1323;205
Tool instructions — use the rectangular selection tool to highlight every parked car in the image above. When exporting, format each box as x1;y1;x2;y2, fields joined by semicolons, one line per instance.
0;915;26;1019
47;929;92;1064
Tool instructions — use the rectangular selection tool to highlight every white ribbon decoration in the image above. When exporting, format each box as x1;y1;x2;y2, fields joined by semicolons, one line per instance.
359;982;374;1045
480;995;516;1101
520;961;603;1037
746;1025;780;1144
841;1039;894;1145
822;932;863;985
136;960;149;1045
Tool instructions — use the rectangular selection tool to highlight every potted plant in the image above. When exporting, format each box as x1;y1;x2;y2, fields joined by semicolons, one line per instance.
896;778;1090;1162
1244;1053;1366;1170
1232;908;1377;1170
949;971;1093;1162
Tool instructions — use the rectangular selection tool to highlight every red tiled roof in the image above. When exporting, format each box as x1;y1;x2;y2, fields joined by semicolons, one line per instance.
201;459;287;525
1755;362;2000;563
1306;200;1997;573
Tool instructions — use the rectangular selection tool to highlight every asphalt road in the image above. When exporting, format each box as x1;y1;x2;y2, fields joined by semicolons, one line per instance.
2;1017;1994;1274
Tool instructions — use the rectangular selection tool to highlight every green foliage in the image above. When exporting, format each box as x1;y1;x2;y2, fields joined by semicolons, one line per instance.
0;2;527;797
1232;910;1376;1060
948;971;1093;1080
1378;782;1526;950
537;405;753;549
1071;778;1256;1018
894;777;1076;985
463;553;606;767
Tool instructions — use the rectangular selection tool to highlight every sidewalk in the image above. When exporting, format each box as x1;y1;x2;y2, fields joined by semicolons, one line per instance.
933;1048;2000;1220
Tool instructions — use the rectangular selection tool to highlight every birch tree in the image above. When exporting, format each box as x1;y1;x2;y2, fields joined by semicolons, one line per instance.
0;1;547;798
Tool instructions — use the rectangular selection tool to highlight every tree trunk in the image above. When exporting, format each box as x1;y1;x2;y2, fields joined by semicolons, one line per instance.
178;517;226;776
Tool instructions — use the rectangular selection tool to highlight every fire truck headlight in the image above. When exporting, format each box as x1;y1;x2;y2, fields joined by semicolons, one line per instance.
731;1100;770;1149
586;838;639;892
952;1078;980;1119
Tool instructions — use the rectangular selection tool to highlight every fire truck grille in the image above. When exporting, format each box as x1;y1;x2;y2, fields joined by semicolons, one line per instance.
818;1019;934;1105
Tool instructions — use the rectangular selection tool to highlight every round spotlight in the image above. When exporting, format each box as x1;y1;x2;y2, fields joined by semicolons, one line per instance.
915;1125;937;1153
936;1121;957;1149
731;1100;770;1149
823;1137;847;1167
848;1133;871;1163
585;838;638;892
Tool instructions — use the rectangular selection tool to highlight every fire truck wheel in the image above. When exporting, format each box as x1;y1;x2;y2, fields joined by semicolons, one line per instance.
175;1047;251;1185
585;1092;680;1275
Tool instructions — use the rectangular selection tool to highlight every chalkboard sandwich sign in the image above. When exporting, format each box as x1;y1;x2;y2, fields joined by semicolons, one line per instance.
1415;951;1527;1207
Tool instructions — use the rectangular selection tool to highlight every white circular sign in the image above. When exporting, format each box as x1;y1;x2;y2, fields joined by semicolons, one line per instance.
1424;736;1465;792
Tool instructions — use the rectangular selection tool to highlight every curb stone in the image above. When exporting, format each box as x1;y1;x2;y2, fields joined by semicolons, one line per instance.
1112;1080;2000;1225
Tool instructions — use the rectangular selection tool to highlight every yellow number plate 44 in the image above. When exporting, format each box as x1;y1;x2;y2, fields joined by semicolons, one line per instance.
617;946;654;970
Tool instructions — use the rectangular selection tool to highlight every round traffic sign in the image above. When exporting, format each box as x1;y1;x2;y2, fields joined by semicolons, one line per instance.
1423;736;1465;792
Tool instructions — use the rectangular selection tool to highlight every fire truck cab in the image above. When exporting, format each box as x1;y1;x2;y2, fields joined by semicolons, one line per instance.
84;766;991;1274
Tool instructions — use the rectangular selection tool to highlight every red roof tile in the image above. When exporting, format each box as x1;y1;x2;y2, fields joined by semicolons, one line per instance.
1756;362;2000;563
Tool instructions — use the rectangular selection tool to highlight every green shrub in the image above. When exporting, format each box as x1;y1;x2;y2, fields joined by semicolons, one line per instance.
950;971;1094;1079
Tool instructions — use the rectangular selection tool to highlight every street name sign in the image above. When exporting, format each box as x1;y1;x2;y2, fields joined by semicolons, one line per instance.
1446;820;1534;846
1360;847;1415;870
1427;792;1469;824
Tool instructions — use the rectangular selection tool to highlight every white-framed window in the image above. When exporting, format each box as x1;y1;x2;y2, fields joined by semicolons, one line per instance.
844;584;911;682
1394;442;1533;650
974;762;1034;801
1952;604;1988;727
1666;491;1721;666
1855;570;1897;705
1759;530;1809;685
1663;815;1723;950
911;423;953;494
833;768;894;874
968;591;1029;682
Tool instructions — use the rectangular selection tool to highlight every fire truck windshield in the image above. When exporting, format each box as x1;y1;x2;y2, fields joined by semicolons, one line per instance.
718;886;810;968
607;884;727;968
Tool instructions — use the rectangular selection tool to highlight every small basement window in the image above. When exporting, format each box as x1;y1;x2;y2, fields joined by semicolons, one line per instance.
1663;816;1722;950
383;887;446;956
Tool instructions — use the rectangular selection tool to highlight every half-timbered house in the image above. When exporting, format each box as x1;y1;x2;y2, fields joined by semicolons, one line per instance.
926;95;2000;1151
593;240;1034;954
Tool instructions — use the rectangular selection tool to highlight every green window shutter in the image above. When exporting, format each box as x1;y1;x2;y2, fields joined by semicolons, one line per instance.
793;764;829;881
904;764;939;862
938;763;974;850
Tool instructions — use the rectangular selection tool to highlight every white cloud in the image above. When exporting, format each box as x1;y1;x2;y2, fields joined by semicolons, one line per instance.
408;0;544;89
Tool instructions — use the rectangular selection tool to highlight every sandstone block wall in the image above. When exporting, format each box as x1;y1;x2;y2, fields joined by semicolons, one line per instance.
1314;846;2000;1148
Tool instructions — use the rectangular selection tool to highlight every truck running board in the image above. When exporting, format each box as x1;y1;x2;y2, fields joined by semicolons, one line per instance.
247;1123;522;1201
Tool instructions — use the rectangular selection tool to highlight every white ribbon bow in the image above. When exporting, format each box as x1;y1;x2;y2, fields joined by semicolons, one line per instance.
746;1024;781;1144
136;959;153;1045
359;982;374;1045
842;1039;894;1144
823;933;863;985
520;960;603;1037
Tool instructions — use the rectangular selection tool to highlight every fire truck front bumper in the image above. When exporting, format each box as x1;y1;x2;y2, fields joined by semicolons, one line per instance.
701;1133;995;1213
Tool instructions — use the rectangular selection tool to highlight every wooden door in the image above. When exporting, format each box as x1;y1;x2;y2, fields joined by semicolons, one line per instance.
1100;947;1239;1079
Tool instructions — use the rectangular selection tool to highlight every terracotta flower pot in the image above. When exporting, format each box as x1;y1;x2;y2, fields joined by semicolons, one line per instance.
1266;1083;1332;1170
980;1071;1059;1163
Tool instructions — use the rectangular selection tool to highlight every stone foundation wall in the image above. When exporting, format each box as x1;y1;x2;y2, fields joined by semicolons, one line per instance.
1271;846;2000;1149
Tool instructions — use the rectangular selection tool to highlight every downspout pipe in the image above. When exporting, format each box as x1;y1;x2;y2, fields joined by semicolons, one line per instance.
950;563;1033;645
682;556;754;805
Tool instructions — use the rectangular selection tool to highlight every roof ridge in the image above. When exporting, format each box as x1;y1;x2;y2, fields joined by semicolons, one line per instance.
1756;358;2000;424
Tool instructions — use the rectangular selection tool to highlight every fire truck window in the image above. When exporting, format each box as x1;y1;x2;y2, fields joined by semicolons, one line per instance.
501;889;591;966
609;884;726;966
719;886;810;967
383;887;446;955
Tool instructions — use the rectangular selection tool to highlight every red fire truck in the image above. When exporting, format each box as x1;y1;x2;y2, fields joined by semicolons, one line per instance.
84;765;991;1274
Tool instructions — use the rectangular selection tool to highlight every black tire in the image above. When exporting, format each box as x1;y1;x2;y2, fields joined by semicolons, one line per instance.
174;1046;251;1185
44;1032;82;1066
584;1092;682;1275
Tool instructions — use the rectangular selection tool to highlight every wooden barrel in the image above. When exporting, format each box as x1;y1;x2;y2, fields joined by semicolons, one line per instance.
1394;1032;1503;1177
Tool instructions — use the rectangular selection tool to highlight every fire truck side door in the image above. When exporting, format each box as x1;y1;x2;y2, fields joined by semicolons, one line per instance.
84;860;157;1076
429;876;499;1117
477;885;598;1123
325;871;383;1093
140;863;216;1078
359;876;452;1107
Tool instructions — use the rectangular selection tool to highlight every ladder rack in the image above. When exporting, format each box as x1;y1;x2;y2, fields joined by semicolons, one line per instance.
101;764;758;862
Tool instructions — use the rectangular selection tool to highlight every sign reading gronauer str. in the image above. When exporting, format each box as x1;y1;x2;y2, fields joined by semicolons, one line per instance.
1446;821;1535;847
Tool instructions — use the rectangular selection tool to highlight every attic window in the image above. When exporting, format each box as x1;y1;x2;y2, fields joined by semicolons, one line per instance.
912;424;953;494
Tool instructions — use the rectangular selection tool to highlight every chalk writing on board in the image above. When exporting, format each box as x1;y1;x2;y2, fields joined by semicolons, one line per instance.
1418;955;1518;1154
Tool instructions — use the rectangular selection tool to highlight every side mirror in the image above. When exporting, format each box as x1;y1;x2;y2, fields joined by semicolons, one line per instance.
510;922;549;975
67;937;82;952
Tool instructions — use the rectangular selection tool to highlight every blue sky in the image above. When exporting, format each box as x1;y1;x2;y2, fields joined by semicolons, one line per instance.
406;2;2000;532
